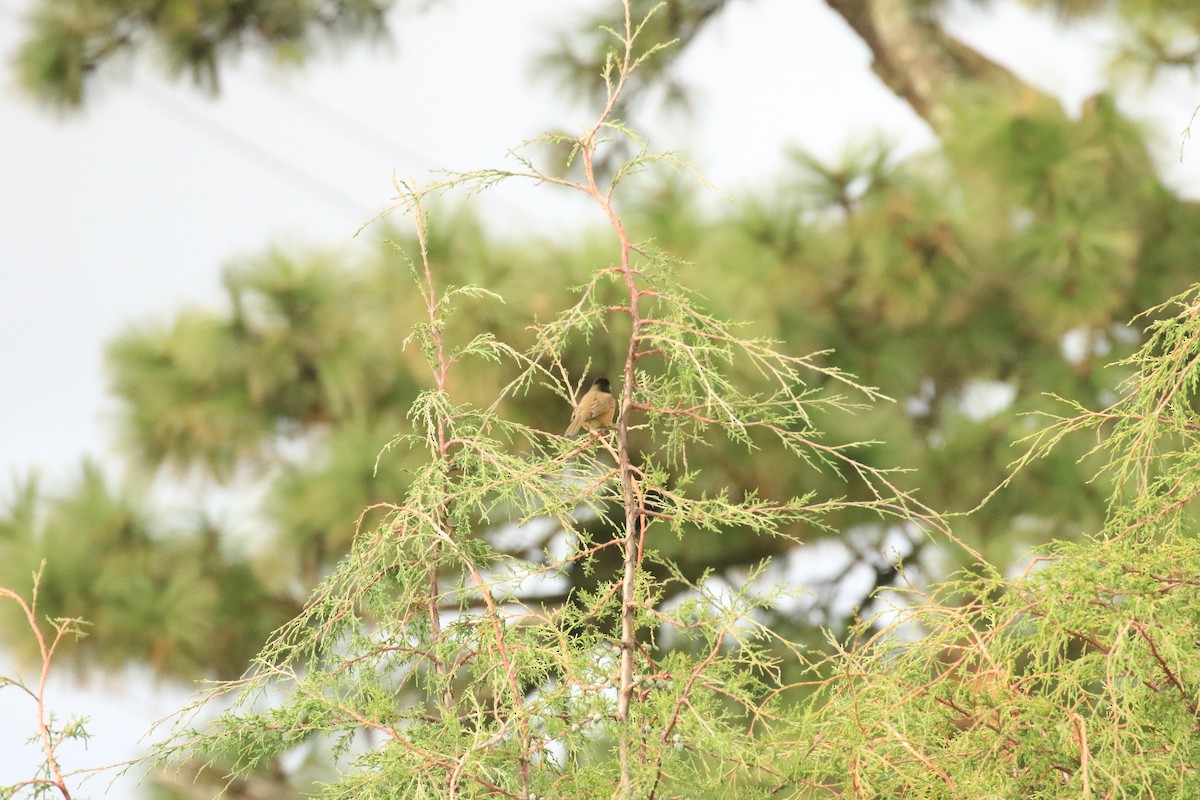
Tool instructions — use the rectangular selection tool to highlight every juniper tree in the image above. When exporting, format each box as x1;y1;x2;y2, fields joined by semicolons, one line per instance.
147;6;948;798
781;288;1200;798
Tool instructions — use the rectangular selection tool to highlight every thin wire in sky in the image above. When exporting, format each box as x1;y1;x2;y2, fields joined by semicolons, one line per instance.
269;84;437;171
132;78;376;222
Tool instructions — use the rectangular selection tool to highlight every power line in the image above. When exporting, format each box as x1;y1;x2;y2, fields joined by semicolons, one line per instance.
132;78;375;221
4;2;434;218
4;0;435;210
270;84;437;171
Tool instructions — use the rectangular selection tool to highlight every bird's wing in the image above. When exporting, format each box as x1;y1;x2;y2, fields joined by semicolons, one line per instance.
592;394;615;422
564;403;586;436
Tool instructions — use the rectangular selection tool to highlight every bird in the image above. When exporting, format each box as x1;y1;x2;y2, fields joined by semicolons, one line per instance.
565;377;616;436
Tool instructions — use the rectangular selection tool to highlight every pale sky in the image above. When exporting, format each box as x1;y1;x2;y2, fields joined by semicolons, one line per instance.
1;0;1198;795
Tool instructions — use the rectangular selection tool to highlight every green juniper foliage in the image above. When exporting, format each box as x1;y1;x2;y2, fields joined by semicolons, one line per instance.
149;5;943;798
787;289;1200;798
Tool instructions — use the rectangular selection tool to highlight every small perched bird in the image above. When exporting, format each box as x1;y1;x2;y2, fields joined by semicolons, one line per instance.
565;377;616;436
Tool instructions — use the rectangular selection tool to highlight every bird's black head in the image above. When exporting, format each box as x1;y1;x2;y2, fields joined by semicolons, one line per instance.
594;377;612;393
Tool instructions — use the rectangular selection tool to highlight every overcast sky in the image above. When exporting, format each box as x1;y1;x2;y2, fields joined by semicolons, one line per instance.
2;0;1199;794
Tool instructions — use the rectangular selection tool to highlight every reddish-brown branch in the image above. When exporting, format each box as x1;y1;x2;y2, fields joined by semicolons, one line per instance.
560;5;652;796
646;631;726;800
406;203;455;719
1132;621;1200;722
458;545;534;793
0;583;77;800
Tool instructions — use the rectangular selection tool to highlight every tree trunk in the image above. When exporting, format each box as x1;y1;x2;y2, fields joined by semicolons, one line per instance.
823;0;1061;133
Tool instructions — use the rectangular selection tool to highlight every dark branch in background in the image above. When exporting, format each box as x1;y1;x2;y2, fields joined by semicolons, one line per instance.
536;0;1054;143
803;526;926;628
483;506;930;649
821;0;1050;133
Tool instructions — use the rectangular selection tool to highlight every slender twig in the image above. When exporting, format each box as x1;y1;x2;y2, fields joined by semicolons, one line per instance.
1;575;80;800
567;5;653;795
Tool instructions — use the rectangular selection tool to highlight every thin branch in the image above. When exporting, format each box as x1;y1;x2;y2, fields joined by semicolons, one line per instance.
1;574;80;800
